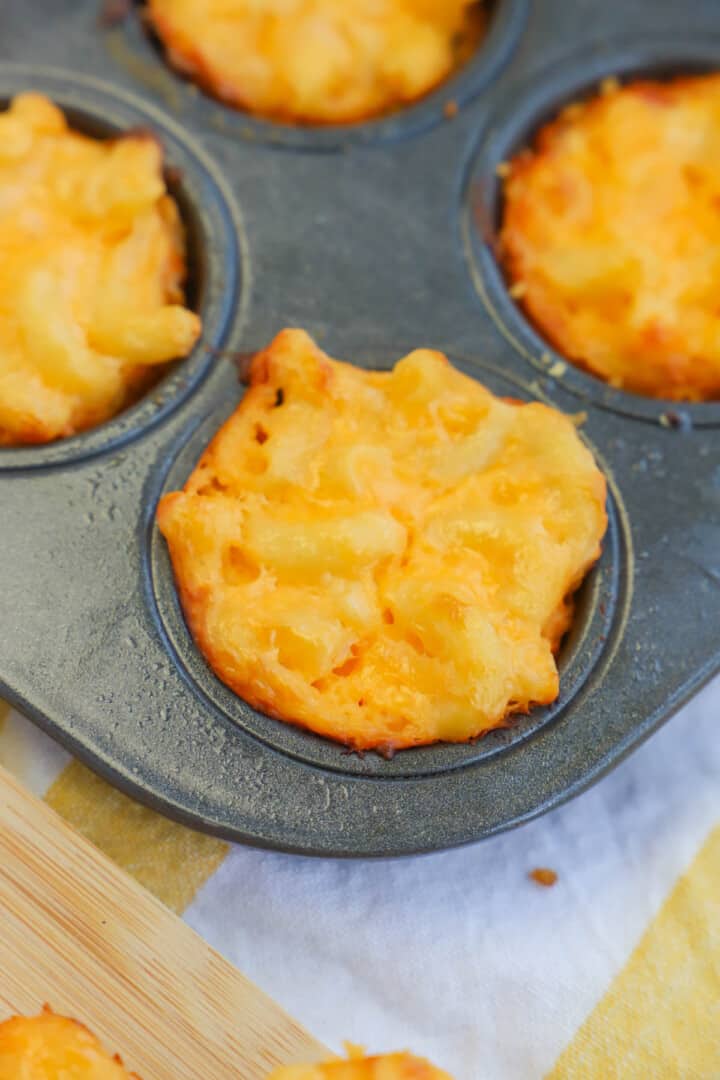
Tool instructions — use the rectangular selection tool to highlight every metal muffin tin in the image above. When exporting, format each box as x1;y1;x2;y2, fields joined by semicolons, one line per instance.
0;0;718;856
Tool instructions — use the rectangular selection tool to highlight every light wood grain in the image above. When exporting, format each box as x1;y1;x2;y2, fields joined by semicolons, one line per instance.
0;764;327;1078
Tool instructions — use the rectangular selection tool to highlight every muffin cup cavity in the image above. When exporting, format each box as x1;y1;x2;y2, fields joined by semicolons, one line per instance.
461;36;720;428
0;66;245;471
106;0;528;150
144;354;629;780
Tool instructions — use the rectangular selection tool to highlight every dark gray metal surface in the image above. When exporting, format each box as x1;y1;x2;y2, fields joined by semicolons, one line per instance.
0;0;718;856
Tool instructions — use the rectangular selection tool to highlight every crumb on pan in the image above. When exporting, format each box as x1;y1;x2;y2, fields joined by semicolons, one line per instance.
600;75;620;96
157;329;607;753
499;73;720;401
0;92;200;445
529;867;558;887
0;1007;141;1078
145;1;487;124
98;0;133;26
267;1047;454;1078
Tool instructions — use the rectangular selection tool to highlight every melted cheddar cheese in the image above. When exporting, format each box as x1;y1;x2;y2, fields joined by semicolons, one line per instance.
501;74;720;400
147;0;485;124
268;1049;453;1079
0;1010;141;1079
0;93;200;445
158;329;607;752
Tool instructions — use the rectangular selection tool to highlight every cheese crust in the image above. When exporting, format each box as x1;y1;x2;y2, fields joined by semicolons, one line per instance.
147;0;485;124
158;329;607;753
0;1009;141;1079
500;74;720;401
0;93;200;445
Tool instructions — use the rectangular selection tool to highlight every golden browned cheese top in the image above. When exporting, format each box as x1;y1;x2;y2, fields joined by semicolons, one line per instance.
0;1010;141;1079
147;0;485;123
157;329;607;752
268;1048;454;1079
501;74;720;401
0;93;200;445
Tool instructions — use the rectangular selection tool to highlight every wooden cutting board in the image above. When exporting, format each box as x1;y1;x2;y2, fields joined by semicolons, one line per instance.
0;764;327;1078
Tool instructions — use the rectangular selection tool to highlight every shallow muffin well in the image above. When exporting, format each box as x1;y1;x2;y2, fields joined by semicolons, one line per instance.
108;0;528;148
147;346;624;779
462;42;720;426
0;76;242;469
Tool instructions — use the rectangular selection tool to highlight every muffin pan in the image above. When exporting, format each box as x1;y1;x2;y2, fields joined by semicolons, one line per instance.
0;0;718;856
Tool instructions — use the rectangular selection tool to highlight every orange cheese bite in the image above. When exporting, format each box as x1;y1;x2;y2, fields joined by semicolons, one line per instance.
0;93;200;445
268;1049;453;1079
500;73;720;401
0;1009;141;1079
146;0;485;124
158;329;607;753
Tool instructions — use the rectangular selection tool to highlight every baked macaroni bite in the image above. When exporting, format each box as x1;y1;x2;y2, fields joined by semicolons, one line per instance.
0;1008;141;1078
268;1048;453;1078
0;92;200;445
158;329;607;753
500;73;720;401
146;0;486;124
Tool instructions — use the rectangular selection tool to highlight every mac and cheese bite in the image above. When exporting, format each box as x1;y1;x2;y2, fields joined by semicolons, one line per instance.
268;1049;453;1079
146;0;485;124
0;1013;450;1078
500;74;720;400
0;1009;141;1079
0;93;200;445
158;329;607;753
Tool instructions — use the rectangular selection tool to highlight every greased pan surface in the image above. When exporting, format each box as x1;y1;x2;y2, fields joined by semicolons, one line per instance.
0;0;718;856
